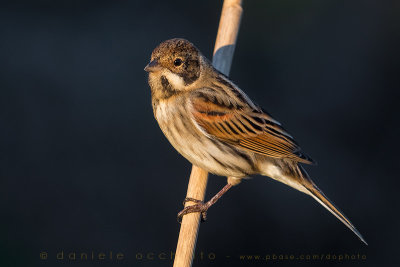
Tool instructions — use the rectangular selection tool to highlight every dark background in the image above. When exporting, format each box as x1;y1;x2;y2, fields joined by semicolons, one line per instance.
1;0;399;266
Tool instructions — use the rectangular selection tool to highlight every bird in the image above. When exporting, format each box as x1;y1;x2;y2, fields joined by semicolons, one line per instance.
144;38;367;245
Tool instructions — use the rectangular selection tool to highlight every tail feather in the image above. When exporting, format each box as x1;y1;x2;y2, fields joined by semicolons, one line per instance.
299;167;367;245
261;162;367;244
305;183;367;245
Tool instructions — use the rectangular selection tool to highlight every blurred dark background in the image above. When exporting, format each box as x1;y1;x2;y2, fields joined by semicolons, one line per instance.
1;0;399;266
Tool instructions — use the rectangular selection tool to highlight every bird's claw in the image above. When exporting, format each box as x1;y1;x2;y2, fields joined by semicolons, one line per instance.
182;197;203;206
177;198;208;223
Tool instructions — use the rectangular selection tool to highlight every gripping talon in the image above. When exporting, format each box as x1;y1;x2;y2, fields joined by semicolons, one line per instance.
177;202;208;223
182;197;203;206
177;183;233;224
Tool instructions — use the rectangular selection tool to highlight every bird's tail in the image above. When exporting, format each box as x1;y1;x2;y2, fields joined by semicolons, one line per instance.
298;166;367;245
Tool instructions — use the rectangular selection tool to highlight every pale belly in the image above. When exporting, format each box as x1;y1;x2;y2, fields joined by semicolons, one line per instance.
154;101;256;178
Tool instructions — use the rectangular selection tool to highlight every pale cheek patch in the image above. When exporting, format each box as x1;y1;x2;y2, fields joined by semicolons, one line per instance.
162;70;185;90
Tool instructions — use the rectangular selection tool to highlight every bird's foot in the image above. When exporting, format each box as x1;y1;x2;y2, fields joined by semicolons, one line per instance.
177;183;233;223
177;198;209;223
182;197;203;206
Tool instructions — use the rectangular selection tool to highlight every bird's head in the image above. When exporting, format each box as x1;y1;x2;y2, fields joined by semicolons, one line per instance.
145;38;202;93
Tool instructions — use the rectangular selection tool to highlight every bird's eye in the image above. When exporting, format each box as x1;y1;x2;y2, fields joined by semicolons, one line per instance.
174;58;182;66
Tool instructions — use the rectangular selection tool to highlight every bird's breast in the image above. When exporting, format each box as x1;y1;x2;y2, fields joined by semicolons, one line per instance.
154;98;201;150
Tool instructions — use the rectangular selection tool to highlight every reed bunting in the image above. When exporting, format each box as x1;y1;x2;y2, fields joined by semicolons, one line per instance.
144;38;366;244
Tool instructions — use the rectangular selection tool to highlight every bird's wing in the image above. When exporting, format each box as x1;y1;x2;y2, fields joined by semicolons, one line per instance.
189;88;315;164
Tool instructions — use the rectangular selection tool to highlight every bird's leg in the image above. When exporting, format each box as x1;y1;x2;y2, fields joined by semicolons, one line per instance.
177;179;238;223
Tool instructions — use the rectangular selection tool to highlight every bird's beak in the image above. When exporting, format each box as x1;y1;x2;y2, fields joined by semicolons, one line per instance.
144;59;162;72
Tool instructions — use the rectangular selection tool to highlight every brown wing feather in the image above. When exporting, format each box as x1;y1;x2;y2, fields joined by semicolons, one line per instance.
190;88;314;164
